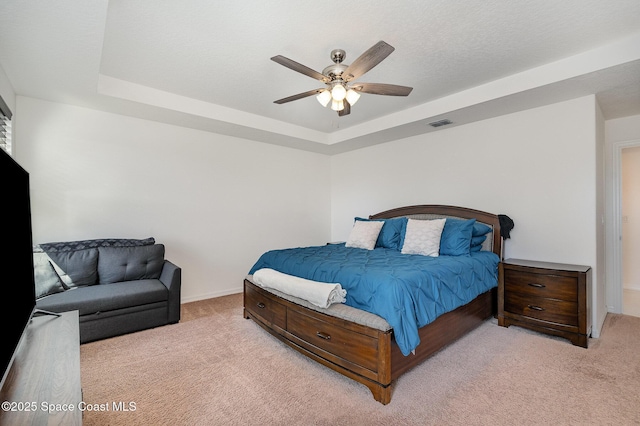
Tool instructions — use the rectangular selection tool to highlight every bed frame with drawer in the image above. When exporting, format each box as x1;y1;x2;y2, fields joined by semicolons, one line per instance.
243;204;502;404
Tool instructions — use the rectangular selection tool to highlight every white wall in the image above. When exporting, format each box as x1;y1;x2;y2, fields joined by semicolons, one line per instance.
622;146;640;290
14;94;609;335
606;115;640;143
15;97;331;302
331;96;603;334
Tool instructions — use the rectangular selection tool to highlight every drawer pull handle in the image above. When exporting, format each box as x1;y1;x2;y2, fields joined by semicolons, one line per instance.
528;283;546;288
316;331;331;341
527;304;545;311
256;302;266;309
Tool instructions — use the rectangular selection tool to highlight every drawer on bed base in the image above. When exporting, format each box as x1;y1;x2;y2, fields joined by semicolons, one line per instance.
287;307;379;372
244;282;287;330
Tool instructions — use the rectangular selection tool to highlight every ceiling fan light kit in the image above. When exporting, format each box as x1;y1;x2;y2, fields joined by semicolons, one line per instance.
316;90;332;107
345;89;360;105
271;41;413;116
316;86;360;112
331;84;347;101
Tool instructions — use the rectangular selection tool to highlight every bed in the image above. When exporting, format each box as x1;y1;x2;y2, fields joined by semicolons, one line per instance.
243;205;503;404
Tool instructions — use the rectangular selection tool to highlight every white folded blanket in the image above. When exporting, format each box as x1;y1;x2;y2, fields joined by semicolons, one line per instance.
252;268;347;309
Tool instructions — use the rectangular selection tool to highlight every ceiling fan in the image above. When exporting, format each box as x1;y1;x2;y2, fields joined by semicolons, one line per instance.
271;40;413;117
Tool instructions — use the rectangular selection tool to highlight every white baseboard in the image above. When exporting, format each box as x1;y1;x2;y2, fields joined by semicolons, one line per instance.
180;287;243;304
592;309;608;339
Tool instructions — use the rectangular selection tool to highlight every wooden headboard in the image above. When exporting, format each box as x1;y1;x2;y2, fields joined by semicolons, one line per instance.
369;204;503;259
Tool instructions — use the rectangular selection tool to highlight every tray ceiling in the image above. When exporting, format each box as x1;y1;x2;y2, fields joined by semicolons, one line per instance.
1;0;639;154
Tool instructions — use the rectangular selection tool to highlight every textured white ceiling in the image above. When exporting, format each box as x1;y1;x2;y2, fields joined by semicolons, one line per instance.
1;0;639;153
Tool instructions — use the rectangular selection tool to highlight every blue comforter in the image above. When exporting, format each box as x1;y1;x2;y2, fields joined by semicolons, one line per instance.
249;244;500;356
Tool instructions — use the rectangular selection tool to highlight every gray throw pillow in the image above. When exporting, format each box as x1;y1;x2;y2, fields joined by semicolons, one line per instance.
48;248;99;288
37;237;155;253
33;252;66;298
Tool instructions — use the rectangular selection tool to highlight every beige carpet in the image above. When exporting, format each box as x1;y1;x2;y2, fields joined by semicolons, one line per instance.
80;294;640;425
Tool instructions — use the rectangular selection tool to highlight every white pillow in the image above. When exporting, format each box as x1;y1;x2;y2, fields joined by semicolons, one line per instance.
345;220;384;250
401;218;446;257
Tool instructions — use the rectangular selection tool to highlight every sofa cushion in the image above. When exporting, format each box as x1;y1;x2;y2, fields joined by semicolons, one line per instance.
33;252;66;298
97;245;165;284
35;279;168;316
47;248;99;289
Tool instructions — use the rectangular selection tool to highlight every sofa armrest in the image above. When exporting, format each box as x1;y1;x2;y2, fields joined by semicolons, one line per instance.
160;260;181;323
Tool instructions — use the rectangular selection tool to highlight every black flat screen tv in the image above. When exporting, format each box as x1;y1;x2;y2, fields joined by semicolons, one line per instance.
0;148;37;389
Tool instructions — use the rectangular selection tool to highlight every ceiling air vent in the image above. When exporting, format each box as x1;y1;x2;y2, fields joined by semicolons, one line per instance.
428;119;452;128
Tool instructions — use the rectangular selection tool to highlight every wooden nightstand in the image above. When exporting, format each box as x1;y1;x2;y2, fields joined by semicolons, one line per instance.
498;259;592;348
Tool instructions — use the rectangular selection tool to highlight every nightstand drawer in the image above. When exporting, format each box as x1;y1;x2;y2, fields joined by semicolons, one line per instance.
504;269;577;301
245;283;287;330
504;292;578;326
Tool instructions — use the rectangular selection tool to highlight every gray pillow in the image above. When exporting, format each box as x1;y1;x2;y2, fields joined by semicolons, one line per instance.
33;252;65;298
97;245;165;284
48;248;99;288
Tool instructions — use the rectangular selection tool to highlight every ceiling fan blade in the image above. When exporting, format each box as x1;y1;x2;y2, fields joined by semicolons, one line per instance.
343;41;395;82
338;99;351;116
271;55;328;82
352;83;413;96
274;88;324;104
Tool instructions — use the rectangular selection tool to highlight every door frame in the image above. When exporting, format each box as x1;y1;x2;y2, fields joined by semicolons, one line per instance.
608;138;640;312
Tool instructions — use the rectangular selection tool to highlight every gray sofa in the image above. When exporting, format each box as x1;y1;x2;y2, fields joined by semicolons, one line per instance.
33;238;181;343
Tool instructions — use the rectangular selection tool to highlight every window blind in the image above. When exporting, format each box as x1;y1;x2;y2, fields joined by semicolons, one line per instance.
0;115;11;155
0;95;12;155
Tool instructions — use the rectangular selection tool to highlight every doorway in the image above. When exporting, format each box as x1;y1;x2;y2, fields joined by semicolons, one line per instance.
622;146;640;317
610;138;640;316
